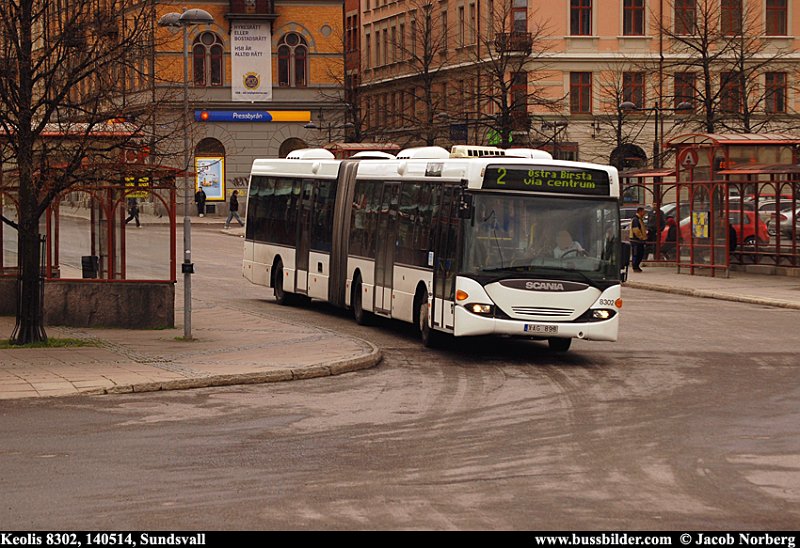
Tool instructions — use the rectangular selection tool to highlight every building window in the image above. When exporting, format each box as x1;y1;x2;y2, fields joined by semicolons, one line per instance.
512;0;527;33
674;0;696;35
570;0;592;36
278;33;308;87
383;28;389;65
192;32;224;87
765;0;787;36
623;0;644;36
365;32;371;68
441;11;448;51
720;72;743;113
511;71;527;113
720;0;742;35
674;72;696;108
469;3;476;44
458;6;465;47
623;72;645;107
570;72;592;114
765;72;786;113
375;30;381;65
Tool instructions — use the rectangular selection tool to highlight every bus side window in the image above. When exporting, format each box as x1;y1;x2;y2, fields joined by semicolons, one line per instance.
256;176;276;242
397;182;420;266
312;179;335;252
363;181;381;258
415;185;434;267
349;181;369;257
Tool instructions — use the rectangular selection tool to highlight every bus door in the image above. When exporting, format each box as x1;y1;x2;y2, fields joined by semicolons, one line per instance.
295;179;315;295
374;183;400;314
432;185;459;330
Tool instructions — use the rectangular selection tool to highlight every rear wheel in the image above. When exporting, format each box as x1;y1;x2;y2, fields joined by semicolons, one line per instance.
273;261;292;306
352;277;373;326
548;337;572;352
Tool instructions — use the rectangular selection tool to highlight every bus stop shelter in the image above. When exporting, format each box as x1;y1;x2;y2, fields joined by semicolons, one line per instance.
621;133;800;276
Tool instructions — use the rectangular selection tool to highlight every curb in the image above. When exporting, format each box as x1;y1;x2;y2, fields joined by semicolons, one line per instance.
625;281;800;311
96;340;383;396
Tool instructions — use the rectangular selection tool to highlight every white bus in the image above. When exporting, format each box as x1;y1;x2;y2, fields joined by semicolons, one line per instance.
243;146;625;351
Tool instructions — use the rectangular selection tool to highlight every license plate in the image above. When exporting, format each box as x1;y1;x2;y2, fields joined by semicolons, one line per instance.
524;324;558;334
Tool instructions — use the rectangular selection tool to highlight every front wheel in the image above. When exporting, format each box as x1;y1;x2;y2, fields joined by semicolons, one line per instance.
548;337;572;352
418;294;442;348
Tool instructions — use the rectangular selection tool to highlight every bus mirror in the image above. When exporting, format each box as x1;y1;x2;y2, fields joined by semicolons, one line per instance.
459;194;473;219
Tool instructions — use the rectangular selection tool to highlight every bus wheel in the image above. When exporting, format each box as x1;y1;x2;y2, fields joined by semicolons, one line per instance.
418;294;441;348
548;337;571;352
352;277;372;326
274;261;292;306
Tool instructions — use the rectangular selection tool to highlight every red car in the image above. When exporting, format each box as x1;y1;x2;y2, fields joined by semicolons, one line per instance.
661;210;770;247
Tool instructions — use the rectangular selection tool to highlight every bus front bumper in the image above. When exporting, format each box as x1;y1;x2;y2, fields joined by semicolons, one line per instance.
453;307;619;342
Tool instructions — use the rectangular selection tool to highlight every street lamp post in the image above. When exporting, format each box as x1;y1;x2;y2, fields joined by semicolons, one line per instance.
158;8;215;340
304;113;354;143
619;100;692;169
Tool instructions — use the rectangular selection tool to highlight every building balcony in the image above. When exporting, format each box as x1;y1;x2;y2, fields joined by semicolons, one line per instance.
494;32;533;53
227;0;276;18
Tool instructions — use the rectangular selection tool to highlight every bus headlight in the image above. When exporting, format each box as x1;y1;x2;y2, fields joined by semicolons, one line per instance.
592;309;613;320
466;303;494;316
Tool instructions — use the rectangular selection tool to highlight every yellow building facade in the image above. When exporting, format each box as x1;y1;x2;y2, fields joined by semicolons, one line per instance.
154;0;345;212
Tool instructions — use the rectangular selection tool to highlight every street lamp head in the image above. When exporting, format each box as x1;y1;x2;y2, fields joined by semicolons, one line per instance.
675;101;693;112
179;8;215;26
157;12;182;28
618;101;638;112
304;122;318;129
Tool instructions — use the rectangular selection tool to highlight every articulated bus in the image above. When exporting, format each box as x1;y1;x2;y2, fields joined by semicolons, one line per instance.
243;145;624;351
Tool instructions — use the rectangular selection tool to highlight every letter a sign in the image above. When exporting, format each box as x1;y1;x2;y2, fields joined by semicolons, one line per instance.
678;148;699;169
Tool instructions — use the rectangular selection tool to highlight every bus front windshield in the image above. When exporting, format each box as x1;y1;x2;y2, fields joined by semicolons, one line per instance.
463;194;621;284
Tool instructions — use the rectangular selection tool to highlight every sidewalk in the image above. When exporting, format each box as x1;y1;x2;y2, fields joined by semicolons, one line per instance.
625;264;800;310
0;299;381;400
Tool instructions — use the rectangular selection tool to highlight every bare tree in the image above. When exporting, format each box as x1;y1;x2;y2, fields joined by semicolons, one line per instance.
388;0;452;146
656;0;797;134
462;2;560;147
0;0;180;344
591;66;652;168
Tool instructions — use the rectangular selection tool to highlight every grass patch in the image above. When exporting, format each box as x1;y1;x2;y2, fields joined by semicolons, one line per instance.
174;336;197;342
0;337;98;349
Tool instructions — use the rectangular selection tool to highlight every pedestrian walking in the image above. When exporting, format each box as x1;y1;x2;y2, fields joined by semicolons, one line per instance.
124;198;141;228
225;190;245;229
194;188;207;217
629;206;647;272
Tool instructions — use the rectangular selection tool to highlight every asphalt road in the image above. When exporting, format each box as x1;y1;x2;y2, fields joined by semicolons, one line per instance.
1;225;799;529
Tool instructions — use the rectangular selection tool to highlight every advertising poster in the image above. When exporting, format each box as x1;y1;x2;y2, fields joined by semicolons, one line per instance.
195;157;225;201
231;21;272;102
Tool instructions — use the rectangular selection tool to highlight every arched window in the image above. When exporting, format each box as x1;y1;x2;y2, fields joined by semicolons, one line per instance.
277;33;308;88
193;32;224;87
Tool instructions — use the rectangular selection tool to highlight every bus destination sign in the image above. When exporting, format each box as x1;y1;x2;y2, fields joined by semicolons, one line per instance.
483;165;610;195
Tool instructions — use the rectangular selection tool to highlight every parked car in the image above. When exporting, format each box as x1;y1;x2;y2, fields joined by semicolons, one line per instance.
767;207;800;239
661;210;770;247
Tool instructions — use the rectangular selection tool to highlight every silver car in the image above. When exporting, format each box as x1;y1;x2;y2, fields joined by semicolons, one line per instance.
767;206;800;239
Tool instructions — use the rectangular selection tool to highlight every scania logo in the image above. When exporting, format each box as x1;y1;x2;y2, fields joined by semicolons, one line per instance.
526;281;564;291
498;279;588;292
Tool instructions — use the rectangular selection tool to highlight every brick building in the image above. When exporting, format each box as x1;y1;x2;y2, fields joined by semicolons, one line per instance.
353;0;800;167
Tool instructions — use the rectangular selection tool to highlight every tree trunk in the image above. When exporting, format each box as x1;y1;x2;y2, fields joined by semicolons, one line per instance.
12;179;47;345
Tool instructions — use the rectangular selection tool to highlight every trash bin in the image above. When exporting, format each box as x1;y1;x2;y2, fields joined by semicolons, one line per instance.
81;255;99;279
